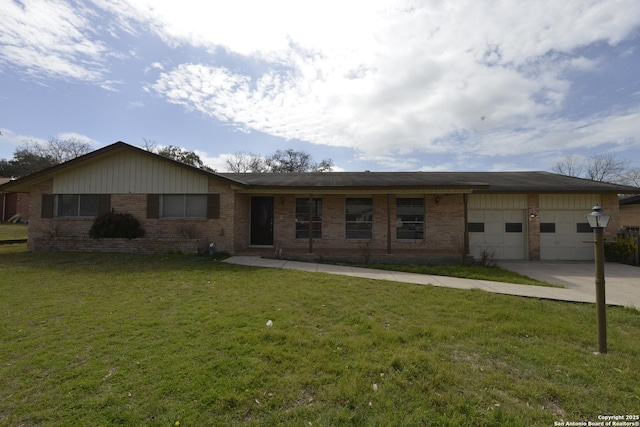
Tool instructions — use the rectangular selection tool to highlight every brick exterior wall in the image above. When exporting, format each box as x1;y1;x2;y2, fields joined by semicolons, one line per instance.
27;177;236;255
600;193;623;239
32;237;206;254
619;205;640;228
527;194;541;260
233;193;251;252
24;173;629;260
29;179;54;249
267;193;466;262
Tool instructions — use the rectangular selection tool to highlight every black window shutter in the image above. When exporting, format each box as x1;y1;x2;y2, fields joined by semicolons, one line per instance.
207;194;220;219
98;194;111;215
41;194;54;218
147;194;160;219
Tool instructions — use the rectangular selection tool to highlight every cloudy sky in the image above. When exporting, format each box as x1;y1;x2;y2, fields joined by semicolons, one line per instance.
1;0;639;172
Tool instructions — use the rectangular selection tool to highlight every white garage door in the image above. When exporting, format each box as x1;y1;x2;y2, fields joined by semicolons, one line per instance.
540;210;594;260
468;210;526;260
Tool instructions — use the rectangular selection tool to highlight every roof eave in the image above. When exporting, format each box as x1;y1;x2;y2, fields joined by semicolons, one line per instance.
232;184;489;194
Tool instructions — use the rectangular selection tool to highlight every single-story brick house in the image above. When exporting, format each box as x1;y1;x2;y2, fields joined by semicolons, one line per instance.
1;141;638;261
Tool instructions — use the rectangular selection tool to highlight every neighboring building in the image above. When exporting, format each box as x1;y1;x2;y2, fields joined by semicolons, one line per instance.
1;141;638;261
619;195;640;229
0;177;30;222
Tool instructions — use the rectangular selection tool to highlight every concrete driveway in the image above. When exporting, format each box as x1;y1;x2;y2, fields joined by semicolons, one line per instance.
498;261;640;310
227;256;640;310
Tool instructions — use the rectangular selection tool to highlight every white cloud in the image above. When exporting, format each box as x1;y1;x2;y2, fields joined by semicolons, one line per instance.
4;1;639;169
0;129;28;160
0;130;98;160
486;108;640;156
193;150;228;172
54;132;100;146
134;0;640;163
0;0;110;82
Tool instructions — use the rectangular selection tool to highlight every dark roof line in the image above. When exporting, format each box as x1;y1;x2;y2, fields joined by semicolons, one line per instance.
2;141;639;195
219;171;640;193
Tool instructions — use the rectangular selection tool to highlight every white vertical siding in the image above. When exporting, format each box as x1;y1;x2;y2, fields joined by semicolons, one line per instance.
53;150;209;194
468;194;527;209
539;194;600;209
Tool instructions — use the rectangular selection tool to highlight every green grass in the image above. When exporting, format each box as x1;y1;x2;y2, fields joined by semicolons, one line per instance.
354;262;558;287
1;246;639;426
0;222;28;240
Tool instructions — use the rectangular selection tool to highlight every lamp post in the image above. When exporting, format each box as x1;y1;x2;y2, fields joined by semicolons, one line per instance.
586;205;611;354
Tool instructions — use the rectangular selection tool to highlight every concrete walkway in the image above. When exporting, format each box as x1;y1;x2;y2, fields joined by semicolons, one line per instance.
224;256;640;310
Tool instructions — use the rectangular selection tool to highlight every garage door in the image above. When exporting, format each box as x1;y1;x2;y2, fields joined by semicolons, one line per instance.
468;210;526;260
540;210;594;260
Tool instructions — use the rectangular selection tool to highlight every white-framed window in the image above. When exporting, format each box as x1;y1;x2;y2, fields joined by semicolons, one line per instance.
162;194;208;218
56;194;101;217
345;198;373;239
295;198;322;239
396;198;424;240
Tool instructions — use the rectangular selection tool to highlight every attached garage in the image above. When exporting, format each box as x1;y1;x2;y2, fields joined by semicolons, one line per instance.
466;192;622;261
468;195;527;260
539;195;600;261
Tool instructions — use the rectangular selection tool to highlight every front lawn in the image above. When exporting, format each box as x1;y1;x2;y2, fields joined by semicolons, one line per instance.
354;262;558;287
0;222;28;240
0;249;638;426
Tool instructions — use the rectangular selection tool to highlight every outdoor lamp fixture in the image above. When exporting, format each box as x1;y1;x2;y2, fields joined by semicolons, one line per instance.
586;205;611;354
530;210;538;218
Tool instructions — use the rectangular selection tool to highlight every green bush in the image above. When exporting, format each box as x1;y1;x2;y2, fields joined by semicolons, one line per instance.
604;234;638;265
89;212;145;239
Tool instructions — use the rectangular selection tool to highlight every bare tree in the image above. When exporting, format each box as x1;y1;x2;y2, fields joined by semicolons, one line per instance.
1;137;93;178
46;136;92;163
21;136;93;164
142;138;157;152
551;154;584;177
585;152;629;182
226;152;267;173
265;149;334;172
227;148;333;173
552;152;632;183
620;167;640;187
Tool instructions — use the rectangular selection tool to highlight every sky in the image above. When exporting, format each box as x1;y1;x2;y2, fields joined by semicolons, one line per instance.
1;0;639;173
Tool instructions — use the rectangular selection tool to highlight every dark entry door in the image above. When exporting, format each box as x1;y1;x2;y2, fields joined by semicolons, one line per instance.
250;197;274;246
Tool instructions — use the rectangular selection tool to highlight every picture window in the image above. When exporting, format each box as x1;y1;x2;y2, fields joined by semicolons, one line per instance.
162;194;207;218
56;194;101;217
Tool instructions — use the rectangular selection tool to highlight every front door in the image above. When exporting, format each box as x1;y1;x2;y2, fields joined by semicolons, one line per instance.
250;197;274;246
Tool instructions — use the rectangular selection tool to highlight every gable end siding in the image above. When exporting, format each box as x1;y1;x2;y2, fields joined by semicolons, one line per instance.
52;150;209;194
